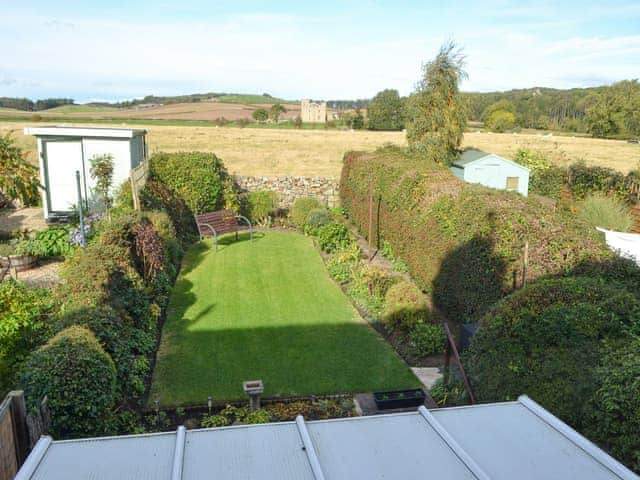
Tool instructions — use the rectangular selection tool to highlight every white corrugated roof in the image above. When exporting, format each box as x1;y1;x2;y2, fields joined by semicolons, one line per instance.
24;126;147;138
15;396;638;480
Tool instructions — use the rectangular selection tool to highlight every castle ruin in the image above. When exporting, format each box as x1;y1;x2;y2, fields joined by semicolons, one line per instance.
300;99;327;123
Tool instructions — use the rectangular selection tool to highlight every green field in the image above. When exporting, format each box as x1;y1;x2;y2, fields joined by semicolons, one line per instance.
150;231;419;405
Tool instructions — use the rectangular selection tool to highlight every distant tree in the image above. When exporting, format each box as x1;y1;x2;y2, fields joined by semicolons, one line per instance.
293;116;303;129
343;110;364;129
262;93;273;98
585;95;619;138
269;103;287;122
367;89;404;130
0;133;40;206
486;110;516;132
481;100;516;122
252;108;269;123
406;41;468;164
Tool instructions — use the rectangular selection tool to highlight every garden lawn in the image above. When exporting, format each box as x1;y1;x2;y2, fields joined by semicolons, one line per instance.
150;231;419;405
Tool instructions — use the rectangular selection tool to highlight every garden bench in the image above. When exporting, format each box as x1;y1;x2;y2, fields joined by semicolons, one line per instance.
194;209;252;251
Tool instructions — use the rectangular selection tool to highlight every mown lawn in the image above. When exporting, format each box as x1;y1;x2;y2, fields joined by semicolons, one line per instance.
150;231;419;405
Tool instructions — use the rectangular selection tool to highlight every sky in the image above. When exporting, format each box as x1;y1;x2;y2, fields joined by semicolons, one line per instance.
1;0;639;103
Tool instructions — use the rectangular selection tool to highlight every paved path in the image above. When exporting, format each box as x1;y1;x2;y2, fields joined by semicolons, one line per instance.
411;367;443;389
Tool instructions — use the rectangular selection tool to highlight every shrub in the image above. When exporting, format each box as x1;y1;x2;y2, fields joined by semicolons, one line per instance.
201;414;229;428
578;194;633;232
15;226;72;257
383;281;428;330
0;133;40;206
349;263;395;314
0;280;53;392
241;190;277;223
340;148;613;323
465;277;640;437
513;149;565;199
326;243;361;283
486;110;516;132
408;322;446;356
290;197;323;229
21;326;117;438
112;181;134;215
148;151;233;215
429;378;469;407
317;222;351;252
304;208;330;235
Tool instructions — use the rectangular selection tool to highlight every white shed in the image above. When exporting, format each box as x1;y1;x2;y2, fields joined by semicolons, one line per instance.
23;126;147;221
452;149;530;196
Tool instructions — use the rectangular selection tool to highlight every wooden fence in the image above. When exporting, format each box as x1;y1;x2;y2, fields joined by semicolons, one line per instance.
130;161;149;211
0;391;49;480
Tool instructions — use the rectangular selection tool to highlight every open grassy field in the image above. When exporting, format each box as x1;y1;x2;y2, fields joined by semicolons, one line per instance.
2;120;637;177
150;231;419;405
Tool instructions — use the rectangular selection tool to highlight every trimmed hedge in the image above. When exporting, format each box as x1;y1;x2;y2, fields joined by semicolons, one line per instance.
464;276;640;470
340;146;612;323
21;326;116;438
148;151;233;215
291;197;322;229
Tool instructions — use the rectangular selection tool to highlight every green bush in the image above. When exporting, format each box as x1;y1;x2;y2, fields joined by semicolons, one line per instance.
465;277;640;445
326;243;361;283
201;414;229;428
21;326;117;438
382;280;428;330
15;227;72;257
148;151;233;215
429;378;469;407
317;222;351;253
408;322;446;356
584;339;640;472
241;190;277;223
291;197;322;229
304;208;330;235
112;181;134;215
578;194;633;232
340;147;613;323
0;280;53;393
513;149;565;199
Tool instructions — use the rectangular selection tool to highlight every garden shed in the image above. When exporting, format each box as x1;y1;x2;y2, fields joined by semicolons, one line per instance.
452;149;530;196
23;126;147;222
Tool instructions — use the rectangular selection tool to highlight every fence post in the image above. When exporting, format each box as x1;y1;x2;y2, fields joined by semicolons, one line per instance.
368;181;374;261
522;241;529;288
8;391;28;465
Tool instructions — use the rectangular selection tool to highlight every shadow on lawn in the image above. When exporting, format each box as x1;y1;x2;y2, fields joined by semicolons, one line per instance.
152;320;421;406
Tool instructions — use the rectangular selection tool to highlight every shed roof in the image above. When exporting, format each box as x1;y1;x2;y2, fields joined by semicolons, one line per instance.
454;149;530;172
24;126;147;139
16;396;637;480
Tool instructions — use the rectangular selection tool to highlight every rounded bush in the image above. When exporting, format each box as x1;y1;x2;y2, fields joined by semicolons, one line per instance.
465;276;640;430
148;151;233;215
291;197;322;229
304;208;330;235
408;322;446;356
383;281;428;330
317;222;351;253
21;326;117;438
242;190;277;223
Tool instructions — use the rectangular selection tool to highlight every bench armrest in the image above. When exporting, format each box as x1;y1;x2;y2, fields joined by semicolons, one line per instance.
235;215;253;229
197;222;217;237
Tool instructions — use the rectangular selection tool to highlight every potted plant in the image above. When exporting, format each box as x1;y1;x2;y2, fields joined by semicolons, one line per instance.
373;388;426;410
11;239;40;271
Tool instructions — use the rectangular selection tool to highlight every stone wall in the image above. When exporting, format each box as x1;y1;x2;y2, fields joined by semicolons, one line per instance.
234;175;339;208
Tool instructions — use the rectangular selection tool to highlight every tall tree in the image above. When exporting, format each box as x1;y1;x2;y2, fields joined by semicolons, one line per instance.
269;103;287;122
367;89;404;130
406;41;467;164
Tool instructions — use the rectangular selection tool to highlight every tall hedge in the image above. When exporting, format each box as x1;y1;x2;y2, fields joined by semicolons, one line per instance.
465;277;640;471
339;146;611;323
21;326;116;438
148;151;233;214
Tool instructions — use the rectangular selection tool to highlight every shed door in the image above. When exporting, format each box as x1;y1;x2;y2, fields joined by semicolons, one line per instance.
43;140;84;212
506;176;519;191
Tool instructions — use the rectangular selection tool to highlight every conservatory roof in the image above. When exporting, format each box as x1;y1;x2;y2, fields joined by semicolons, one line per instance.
16;395;637;480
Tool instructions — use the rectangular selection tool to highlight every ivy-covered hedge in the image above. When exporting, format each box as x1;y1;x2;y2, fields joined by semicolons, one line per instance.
148;151;235;215
465;277;640;472
340;146;612;323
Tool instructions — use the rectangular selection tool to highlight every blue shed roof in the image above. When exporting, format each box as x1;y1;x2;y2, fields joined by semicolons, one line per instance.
454;149;530;172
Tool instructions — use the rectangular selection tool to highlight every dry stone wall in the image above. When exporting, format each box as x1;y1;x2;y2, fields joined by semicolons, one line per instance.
234;175;339;208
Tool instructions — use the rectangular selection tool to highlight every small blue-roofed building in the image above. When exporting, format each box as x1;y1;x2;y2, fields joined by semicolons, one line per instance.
452;149;530;196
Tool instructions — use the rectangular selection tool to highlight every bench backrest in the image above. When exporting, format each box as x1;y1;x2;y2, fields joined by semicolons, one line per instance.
195;210;239;236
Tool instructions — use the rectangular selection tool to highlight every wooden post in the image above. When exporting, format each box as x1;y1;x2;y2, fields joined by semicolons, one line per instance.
8;391;29;465
368;180;374;261
522;240;529;288
442;323;476;404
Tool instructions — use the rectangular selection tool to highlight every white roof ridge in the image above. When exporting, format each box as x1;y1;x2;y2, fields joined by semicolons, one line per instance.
418;406;492;480
517;395;638;480
295;415;326;480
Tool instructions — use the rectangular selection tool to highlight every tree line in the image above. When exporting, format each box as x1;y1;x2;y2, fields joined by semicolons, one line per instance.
0;97;74;111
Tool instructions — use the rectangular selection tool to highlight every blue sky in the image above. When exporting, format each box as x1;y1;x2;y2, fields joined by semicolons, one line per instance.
1;0;639;102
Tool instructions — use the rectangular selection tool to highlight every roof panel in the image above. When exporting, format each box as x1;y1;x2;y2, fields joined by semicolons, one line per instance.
24;126;146;138
433;403;623;480
307;414;477;480
31;432;175;480
182;423;314;480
